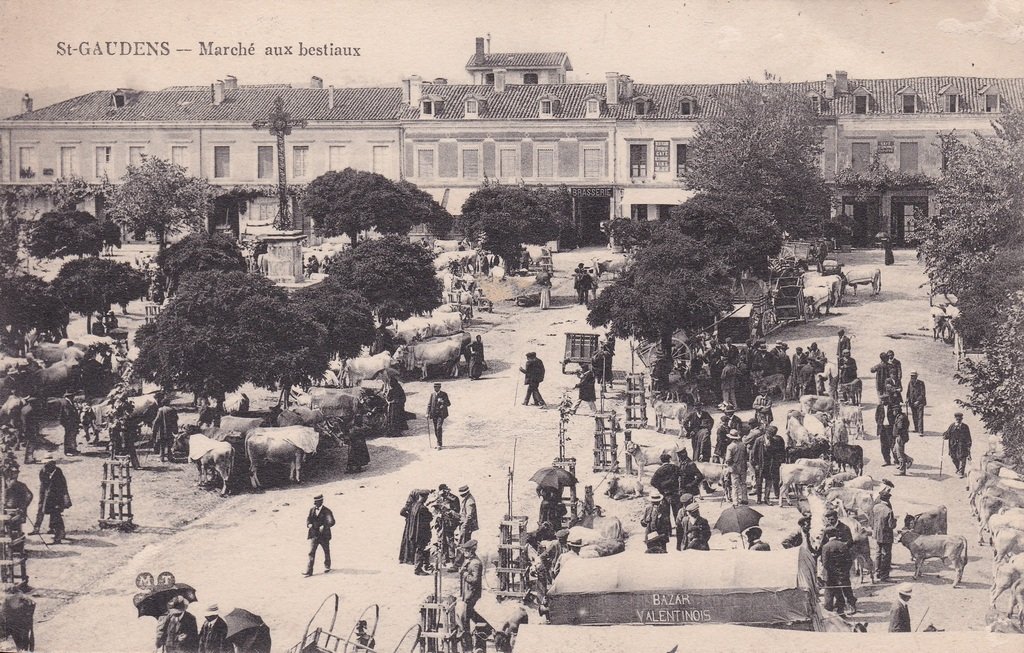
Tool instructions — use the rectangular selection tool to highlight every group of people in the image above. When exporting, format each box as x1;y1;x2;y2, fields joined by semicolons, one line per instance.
571;263;598;305
399;484;479;576
155;598;239;653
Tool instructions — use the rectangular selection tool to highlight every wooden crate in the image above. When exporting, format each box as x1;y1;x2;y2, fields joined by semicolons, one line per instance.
495;516;530;600
0;514;27;589
144;303;162;325
624;373;648;429
592;412;619;472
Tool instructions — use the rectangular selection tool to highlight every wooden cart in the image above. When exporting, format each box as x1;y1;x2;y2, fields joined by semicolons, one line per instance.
561;333;600;374
288;595;418;653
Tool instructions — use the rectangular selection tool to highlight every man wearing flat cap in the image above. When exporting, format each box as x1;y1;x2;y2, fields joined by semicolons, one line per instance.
906;372;927;434
683;502;711;551
943;412;972;478
714;404;742;462
745;526;770;551
871;485;896;582
459;539;484;648
519;352;546;407
198;604;229;653
304;494;335;577
888;584;913;632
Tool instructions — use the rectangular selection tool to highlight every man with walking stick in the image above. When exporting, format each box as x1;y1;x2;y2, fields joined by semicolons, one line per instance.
942;411;972;478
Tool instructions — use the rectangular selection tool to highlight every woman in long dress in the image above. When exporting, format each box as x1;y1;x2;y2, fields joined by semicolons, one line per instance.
537;270;552;310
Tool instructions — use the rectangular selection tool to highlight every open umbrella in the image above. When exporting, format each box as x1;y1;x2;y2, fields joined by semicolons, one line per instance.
529;466;577;490
224;608;266;641
133;583;198;618
713;505;764;534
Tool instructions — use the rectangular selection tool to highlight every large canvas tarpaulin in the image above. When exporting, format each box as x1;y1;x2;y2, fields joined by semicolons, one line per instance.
514;624;1024;653
546;548;817;627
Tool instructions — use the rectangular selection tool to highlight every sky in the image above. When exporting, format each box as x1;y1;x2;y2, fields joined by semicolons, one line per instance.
0;0;1022;104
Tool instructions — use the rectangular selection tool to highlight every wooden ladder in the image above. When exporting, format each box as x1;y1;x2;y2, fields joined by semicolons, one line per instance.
99;457;136;531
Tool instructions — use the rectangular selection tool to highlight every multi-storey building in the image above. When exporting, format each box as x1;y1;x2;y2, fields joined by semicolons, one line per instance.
2;38;1021;246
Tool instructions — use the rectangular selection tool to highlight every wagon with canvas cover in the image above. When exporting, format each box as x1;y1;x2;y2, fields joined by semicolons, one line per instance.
545;547;820;630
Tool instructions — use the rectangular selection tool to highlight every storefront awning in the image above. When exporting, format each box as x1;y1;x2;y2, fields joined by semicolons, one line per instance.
620;187;696;206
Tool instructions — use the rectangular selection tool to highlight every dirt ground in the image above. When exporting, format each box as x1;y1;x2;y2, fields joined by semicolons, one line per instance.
22;245;1004;652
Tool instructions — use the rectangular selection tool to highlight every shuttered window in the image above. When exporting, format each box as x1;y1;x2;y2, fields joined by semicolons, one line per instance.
629;144;647;178
257;146;274;179
372;146;390;174
171;146;188;169
95;146;112;178
676;144;688;176
292;146;309;178
499;149;517;178
583;148;602;178
899;142;918;173
462;150;480;178
536;148;554;178
417;150;435;178
60;147;77;177
214;146;230;178
129;146;145;166
329;146;347;171
851;143;870;172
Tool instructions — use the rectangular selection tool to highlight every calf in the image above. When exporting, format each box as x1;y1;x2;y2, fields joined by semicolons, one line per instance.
650;395;689;434
903;505;948;535
845;475;878;491
799;394;837;416
695;462;727;490
831;442;864;475
897;529;968;588
779;463;828;507
825;471;858;488
786;438;831;464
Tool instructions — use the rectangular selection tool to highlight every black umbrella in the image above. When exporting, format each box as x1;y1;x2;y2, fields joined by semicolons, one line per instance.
529;466;577;490
133;583;198;618
713;506;764;534
224;608;266;641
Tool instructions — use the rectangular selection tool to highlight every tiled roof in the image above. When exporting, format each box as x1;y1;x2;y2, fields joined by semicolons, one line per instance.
6;85;408;122
6;77;1022;123
821;76;1023;114
465;52;571;70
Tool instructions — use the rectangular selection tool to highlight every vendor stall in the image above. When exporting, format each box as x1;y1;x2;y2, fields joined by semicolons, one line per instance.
545;548;818;629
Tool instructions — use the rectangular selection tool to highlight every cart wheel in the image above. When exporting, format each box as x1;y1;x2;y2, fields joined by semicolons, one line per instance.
391;625;422;653
343;604;380;653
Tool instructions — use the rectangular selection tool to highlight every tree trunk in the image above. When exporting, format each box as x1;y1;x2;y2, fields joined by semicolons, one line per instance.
349;230;359;249
85;312;92;335
157;228;166;251
660;331;675;360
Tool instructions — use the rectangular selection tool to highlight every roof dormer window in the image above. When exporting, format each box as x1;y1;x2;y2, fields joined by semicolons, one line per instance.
633;97;653;116
112;90;127;109
420;95;444;119
538;94;559;118
585;97;601;118
540;100;552;115
855;95;868;114
896;87;918;114
464;96;485;119
945;94;959;112
679;99;693;115
986;93;1001;112
422;100;434;115
807;93;822;114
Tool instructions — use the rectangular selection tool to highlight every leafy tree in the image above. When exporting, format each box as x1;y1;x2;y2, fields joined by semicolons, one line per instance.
958;290;1024;468
950;247;1024;348
324;235;442;325
27;210;105;259
0;212;21;277
302;169;451;247
667;192;782;277
100;220;122;252
156;232;248;296
0;275;68;346
292;280;376;360
51;258;147;332
920;113;1024;310
608;218;653;252
135;271;335;404
107;157;212;249
461;183;563;269
685;77;830;237
587;225;733;351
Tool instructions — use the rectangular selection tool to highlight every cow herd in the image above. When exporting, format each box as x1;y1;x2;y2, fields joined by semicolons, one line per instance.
968;455;1024;625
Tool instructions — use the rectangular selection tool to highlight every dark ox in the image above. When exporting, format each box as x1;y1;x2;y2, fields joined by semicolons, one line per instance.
786;437;832;464
831;442;864;475
903;505;948;535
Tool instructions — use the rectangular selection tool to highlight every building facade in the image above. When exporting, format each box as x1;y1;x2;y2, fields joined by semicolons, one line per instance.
2;39;1021;246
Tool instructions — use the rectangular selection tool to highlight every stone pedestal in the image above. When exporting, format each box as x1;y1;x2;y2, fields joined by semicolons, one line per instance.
263;230;306;284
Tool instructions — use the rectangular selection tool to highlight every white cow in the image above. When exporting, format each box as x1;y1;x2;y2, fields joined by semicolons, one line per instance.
843;265;881;295
340;348;405;387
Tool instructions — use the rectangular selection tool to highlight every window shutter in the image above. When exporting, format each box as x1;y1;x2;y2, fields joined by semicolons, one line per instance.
558;140;579;178
438;142;458;178
404;143;414;178
520;141;533;177
482;142;496;178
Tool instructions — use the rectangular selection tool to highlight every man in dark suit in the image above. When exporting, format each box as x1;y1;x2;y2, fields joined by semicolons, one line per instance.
821;536;855;616
875;396;894;466
57;391;79;456
906;372;927;434
31;456;70;544
198;604;229;653
304;494;335;577
426;382;451;449
943;411;972;477
155;595;199;653
888;584;913;632
872;485;897;582
836;329;851;360
519;352;546;407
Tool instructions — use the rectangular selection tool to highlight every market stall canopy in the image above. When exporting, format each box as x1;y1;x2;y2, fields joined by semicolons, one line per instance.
513;624;1024;653
546;548;816;627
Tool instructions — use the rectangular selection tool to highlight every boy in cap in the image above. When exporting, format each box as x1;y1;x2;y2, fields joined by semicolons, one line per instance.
888;584;913;632
426;382;451;449
745;527;770;551
683;502;711;551
304;494;335;577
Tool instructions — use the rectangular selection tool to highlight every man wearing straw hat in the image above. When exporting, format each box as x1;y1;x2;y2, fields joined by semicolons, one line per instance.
724;429;749;506
198;604;229;653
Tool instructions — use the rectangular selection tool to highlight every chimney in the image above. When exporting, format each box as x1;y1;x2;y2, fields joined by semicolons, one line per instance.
476;37;485;56
605;72;619;105
494;68;506;93
824;74;835;100
212;80;225;105
21;93;32;113
835;70;849;94
409;75;423;105
327;85;335;109
432;77;448;85
486;33;491;53
223;75;238;91
310;76;323;89
620;75;634;100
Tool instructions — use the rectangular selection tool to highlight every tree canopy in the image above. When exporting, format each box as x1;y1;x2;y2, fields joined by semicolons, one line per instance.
135;270;368;401
324;235;442;325
685;77;830;237
667;192;782;277
958;290;1024;467
107;157;212;248
291;280;376;360
51;258;147;331
155;232;248;295
461;183;565;269
302;169;452;247
587;225;733;348
0;275;68;344
27;210;105;259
